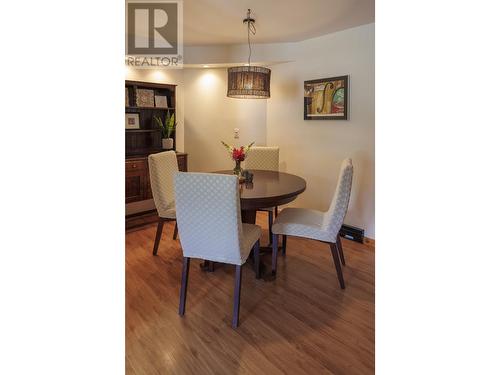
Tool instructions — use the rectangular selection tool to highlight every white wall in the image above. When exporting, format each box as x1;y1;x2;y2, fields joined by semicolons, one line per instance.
183;69;267;172
267;24;375;237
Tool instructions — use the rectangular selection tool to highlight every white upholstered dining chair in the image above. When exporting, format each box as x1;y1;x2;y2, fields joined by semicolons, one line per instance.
244;146;280;244
174;172;262;328
271;158;353;289
148;151;179;256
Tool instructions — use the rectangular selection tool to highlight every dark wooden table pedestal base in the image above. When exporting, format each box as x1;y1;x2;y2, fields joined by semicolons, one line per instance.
200;209;281;278
200;260;215;272
241;209;257;224
241;208;282;249
243;209;282;277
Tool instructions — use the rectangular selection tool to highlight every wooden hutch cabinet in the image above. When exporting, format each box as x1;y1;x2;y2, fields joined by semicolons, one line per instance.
125;80;187;229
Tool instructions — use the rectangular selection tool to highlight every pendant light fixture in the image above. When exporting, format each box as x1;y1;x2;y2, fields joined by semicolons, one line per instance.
227;9;271;99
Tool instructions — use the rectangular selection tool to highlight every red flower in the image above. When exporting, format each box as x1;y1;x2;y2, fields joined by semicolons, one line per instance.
232;146;246;162
221;140;254;162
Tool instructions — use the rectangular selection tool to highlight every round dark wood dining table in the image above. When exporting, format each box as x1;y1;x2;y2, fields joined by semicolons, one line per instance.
214;170;307;224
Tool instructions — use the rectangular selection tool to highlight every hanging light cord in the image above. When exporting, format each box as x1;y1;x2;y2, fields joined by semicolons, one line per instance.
246;9;256;67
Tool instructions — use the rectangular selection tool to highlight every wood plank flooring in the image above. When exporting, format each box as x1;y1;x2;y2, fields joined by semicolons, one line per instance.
126;213;375;374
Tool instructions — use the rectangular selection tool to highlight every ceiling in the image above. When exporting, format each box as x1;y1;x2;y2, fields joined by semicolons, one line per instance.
183;0;374;46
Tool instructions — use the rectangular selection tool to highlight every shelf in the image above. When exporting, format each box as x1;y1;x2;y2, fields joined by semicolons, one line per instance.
125;129;161;132
125;80;177;156
126;106;175;110
125;80;177;90
125;150;185;159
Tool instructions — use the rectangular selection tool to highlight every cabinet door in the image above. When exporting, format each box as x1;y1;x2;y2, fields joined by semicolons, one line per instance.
125;172;143;203
177;154;188;172
126;159;147;203
144;164;153;200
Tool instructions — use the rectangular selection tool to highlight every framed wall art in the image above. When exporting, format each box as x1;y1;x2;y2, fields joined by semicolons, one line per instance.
304;75;348;120
125;113;140;129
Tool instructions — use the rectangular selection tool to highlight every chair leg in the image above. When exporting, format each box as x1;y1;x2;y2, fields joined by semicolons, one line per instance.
179;257;190;316
272;234;279;275
152;218;165;256
268;211;273;246
232;265;243;328
282;235;287;256
336;233;346;266
329;243;345;289
173;221;178;240
274;206;279;217
253;240;260;279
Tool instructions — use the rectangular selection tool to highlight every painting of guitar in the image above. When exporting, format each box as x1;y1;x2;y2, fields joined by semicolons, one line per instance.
304;75;348;120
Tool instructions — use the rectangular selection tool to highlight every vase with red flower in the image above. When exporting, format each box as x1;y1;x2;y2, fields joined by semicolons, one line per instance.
221;140;255;180
233;160;243;176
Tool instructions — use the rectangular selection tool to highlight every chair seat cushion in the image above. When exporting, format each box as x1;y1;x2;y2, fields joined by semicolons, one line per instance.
241;223;262;262
158;206;176;219
272;207;333;243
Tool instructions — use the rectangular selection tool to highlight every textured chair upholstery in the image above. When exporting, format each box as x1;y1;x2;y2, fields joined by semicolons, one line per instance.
244;147;279;245
175;172;262;328
273;158;353;242
148;151;178;219
175;172;261;265
271;208;328;242
271;158;353;288
244;146;279;171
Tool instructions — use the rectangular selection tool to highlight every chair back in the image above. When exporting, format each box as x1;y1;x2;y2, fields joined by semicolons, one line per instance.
174;172;245;265
323;158;354;238
244;146;279;171
148;151;178;217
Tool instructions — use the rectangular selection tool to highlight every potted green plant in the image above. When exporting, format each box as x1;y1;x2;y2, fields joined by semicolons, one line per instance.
154;113;176;150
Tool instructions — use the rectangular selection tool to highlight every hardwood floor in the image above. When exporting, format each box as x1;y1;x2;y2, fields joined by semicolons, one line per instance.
126;212;375;375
